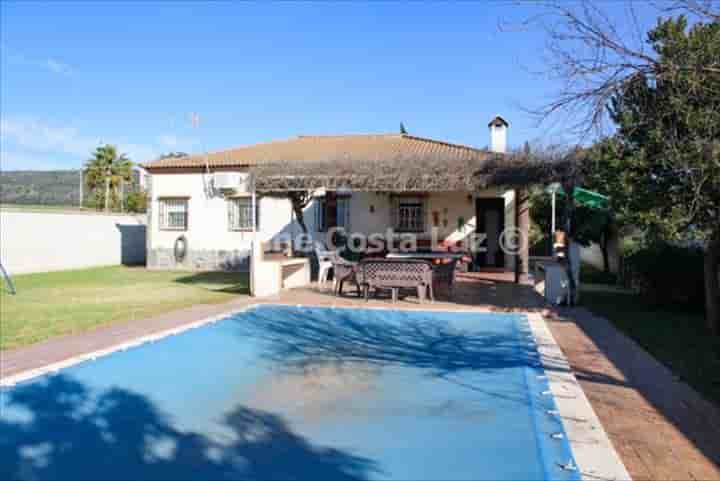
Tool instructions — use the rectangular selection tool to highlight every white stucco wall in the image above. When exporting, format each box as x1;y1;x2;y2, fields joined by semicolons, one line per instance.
148;172;296;270
307;189;517;269
149;173;296;248
0;210;146;274
147;170;519;270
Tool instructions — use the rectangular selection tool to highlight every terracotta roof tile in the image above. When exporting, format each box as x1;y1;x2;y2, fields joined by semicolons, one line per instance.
141;133;491;170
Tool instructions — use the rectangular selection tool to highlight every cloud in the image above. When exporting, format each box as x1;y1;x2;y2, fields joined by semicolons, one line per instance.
45;58;73;76
0;116;162;168
0;149;74;171
0;43;74;77
157;134;198;152
158;134;179;148
0;117;88;156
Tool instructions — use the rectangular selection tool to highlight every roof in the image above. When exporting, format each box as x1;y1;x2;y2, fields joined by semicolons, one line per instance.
141;133;491;171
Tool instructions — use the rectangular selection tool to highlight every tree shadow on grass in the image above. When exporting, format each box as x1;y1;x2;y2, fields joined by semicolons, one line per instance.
1;375;379;481
174;272;250;294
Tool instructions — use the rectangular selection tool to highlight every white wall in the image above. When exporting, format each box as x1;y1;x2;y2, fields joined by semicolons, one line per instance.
307;189;517;269
0;210;146;274
149;173;294;253
148;171;519;270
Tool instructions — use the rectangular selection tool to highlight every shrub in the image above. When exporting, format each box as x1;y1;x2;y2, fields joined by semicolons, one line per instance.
626;242;705;309
126;192;148;213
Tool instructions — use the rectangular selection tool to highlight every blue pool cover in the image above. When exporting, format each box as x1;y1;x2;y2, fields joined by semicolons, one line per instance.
1;305;579;480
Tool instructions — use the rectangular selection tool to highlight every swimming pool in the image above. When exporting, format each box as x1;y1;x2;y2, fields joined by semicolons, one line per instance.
1;305;579;480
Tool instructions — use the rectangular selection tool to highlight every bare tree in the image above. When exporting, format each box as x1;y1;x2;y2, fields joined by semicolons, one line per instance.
516;0;720;136
663;0;720;22
516;0;720;329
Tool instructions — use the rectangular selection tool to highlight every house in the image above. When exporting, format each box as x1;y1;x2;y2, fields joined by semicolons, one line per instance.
141;116;529;277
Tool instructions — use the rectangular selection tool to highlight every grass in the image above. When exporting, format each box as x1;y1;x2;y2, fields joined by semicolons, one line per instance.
1;203;85;212
582;291;720;405
0;266;249;351
580;263;618;285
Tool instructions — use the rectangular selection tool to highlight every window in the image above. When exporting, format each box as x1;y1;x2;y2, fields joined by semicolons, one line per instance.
394;196;425;232
316;193;350;231
159;198;188;231
228;197;259;231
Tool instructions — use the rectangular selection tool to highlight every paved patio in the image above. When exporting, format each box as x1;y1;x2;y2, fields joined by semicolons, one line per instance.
2;271;719;480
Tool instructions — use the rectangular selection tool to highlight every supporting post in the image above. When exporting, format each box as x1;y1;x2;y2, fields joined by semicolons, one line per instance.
513;188;530;284
518;188;530;277
79;168;84;208
550;190;556;239
250;174;257;296
515;189;520;284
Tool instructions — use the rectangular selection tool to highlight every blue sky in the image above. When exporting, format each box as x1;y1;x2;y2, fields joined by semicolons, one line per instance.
1;1;659;170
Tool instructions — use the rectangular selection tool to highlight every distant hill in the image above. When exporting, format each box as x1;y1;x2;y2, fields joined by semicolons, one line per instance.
0;170;82;206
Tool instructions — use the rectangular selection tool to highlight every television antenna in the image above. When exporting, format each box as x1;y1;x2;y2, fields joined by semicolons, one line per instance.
190;112;214;197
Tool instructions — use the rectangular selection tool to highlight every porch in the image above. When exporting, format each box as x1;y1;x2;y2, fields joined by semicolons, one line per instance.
282;269;541;311
303;188;529;274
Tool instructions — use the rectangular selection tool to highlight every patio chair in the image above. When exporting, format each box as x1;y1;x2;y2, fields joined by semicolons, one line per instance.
332;258;360;297
314;245;336;284
357;258;434;303
432;258;458;300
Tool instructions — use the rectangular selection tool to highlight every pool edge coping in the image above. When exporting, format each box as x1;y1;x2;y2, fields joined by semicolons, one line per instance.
526;312;631;481
1;302;631;481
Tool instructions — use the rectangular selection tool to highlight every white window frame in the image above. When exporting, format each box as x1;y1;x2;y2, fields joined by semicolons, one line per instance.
228;197;259;231
158;198;189;231
393;196;426;233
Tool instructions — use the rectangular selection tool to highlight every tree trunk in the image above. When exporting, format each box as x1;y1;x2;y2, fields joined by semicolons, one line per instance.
292;201;308;234
704;234;720;336
600;231;610;274
288;191;311;234
104;176;111;212
119;179;124;213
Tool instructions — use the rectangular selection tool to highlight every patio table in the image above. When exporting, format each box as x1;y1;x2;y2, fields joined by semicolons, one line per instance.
386;252;466;260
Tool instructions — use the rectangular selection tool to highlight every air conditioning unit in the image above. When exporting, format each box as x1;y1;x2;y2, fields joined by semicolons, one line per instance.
213;172;253;193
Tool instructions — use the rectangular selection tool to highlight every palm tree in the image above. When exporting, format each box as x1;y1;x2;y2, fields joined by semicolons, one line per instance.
84;145;132;212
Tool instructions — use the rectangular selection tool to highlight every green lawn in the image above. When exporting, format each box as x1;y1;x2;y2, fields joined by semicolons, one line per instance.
582;291;720;405
1;203;85;212
0;266;249;351
580;263;618;285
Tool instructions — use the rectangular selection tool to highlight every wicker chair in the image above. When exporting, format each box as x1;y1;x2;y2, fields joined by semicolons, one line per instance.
432;258;458;300
332;258;360;297
357;258;434;303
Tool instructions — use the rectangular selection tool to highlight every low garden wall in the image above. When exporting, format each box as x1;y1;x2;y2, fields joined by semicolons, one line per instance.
0;209;147;274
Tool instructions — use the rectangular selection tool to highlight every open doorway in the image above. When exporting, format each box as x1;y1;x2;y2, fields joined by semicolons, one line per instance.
475;198;505;268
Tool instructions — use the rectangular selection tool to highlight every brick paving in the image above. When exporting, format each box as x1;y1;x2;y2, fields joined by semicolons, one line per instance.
547;307;720;480
2;271;719;479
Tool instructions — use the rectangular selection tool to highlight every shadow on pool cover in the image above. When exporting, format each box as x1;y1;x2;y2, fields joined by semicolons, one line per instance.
2;307;571;480
234;307;556;399
0;375;380;480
